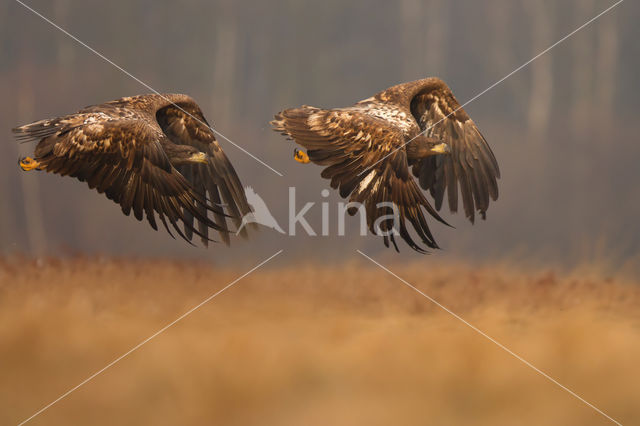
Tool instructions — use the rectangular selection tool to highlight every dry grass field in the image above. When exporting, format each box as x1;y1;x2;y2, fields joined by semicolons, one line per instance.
1;255;639;425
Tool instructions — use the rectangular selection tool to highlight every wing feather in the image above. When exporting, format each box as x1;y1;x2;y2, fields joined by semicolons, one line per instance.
13;112;223;244
408;83;500;222
272;107;448;252
156;101;252;244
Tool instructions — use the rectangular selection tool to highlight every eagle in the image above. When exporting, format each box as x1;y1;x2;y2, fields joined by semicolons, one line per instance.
13;94;252;246
272;78;500;253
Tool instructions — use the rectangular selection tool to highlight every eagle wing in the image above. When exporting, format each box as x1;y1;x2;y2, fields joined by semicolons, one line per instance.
407;80;500;223
272;107;448;252
13;112;225;244
155;100;253;245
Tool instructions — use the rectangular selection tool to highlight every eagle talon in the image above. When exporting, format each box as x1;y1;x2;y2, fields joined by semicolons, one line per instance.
293;148;310;164
18;157;41;171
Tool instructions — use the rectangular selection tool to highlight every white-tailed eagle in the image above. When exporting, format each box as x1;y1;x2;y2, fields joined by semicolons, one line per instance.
13;94;252;246
272;78;500;252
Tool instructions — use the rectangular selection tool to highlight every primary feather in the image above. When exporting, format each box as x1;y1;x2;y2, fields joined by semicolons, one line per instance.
272;78;500;252
13;94;253;246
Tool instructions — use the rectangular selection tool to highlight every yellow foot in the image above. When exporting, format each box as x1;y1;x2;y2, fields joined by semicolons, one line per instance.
18;157;42;171
294;148;310;164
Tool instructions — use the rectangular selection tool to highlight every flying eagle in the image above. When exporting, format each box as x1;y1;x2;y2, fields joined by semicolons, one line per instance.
272;78;500;252
13;94;252;246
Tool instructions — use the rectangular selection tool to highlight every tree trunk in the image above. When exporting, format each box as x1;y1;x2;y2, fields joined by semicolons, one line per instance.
54;0;74;91
400;0;447;80
570;0;595;138
211;8;238;128
400;0;424;81
424;0;447;77
17;65;48;255
595;10;618;137
489;1;527;101
0;0;12;248
525;0;554;136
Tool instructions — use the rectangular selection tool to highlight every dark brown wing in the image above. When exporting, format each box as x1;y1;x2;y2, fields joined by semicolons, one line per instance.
272;107;448;252
155;100;253;246
13;113;225;244
408;80;500;223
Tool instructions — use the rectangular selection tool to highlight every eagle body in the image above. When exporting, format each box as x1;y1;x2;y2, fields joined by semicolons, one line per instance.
14;94;252;246
272;78;500;252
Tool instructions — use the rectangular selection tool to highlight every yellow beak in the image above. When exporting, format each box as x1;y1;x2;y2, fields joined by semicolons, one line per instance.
430;142;451;154
188;152;209;164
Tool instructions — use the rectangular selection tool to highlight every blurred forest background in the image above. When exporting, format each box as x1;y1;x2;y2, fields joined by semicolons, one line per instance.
1;0;639;267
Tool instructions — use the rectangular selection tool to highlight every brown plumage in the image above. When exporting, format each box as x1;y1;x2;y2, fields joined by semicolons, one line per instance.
272;78;500;253
13;94;253;246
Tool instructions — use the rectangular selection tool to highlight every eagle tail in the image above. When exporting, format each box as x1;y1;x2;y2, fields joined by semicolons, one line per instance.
12;118;62;143
12;114;91;159
270;106;321;138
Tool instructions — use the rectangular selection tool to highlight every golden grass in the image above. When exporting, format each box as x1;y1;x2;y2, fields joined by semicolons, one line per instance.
1;256;639;425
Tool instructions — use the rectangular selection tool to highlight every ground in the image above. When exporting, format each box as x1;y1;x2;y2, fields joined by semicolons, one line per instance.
1;256;638;425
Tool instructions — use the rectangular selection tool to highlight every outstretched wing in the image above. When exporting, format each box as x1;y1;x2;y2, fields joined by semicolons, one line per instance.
408;80;500;223
155;100;253;245
272;107;448;252
13;112;225;244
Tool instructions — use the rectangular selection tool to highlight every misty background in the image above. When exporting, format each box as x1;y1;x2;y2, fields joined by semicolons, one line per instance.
1;0;638;268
